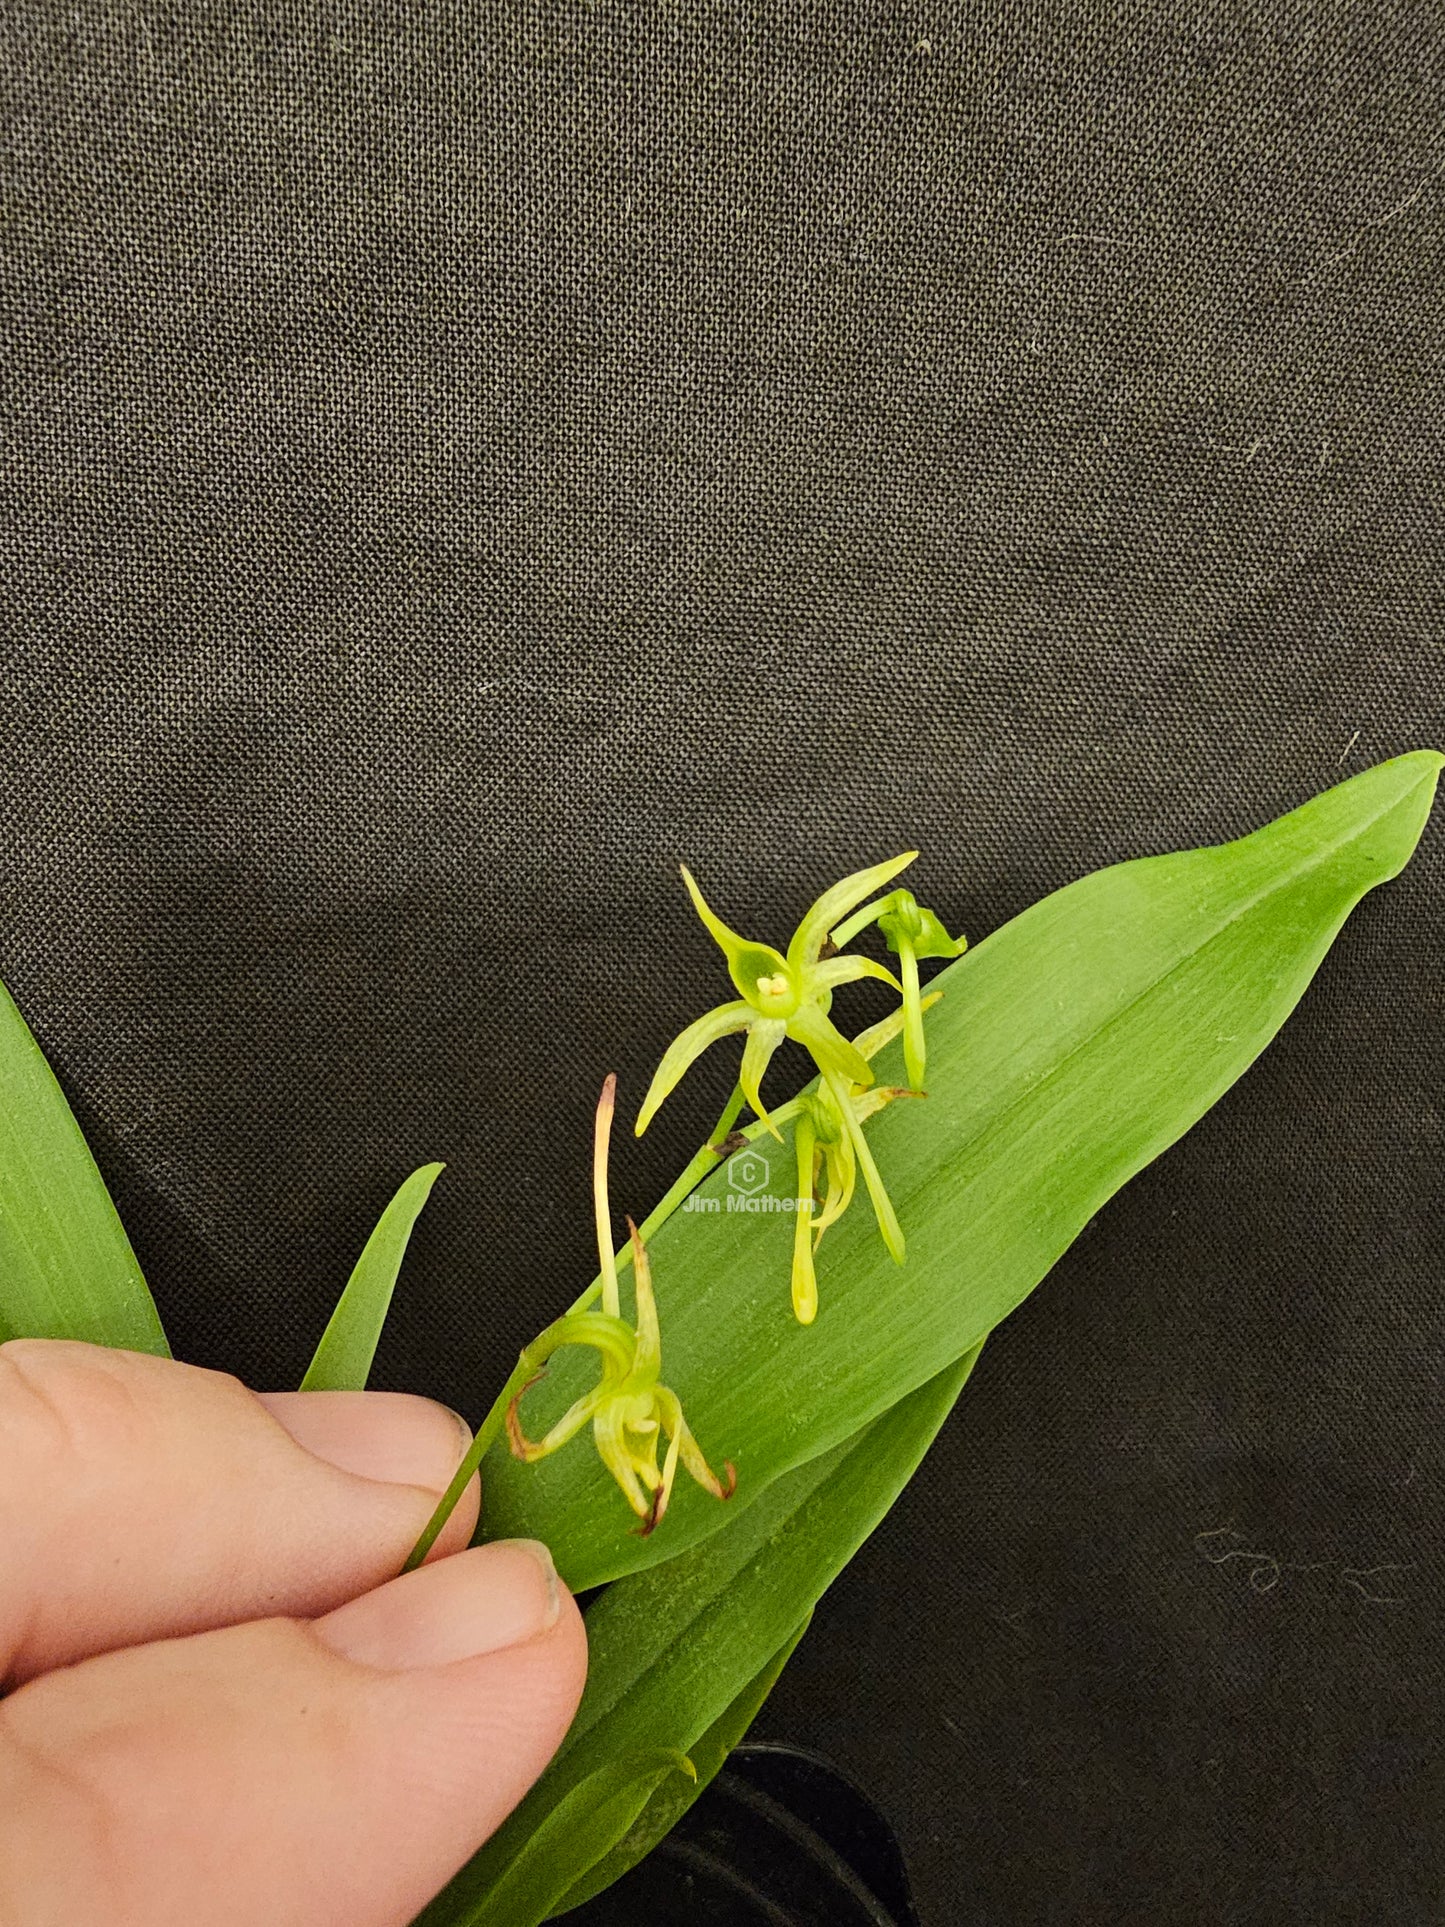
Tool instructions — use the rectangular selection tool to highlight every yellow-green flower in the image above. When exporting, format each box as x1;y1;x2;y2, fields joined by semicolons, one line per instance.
787;999;936;1322
635;854;917;1139
507;1075;735;1533
831;888;965;1091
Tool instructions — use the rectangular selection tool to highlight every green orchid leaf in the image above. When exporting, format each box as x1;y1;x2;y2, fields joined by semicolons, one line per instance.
300;1164;444;1391
549;1614;811;1916
419;1348;977;1926
0;976;169;1355
425;1750;694;1927
481;752;1443;1589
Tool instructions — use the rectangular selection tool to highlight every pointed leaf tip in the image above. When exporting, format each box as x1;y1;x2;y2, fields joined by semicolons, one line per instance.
301;1161;444;1391
0;975;171;1354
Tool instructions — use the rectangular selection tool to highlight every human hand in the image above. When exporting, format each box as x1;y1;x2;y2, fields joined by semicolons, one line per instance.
0;1339;587;1925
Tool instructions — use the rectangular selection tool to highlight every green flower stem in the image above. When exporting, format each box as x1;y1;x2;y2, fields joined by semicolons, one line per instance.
403;1081;758;1571
622;1080;749;1271
402;1342;551;1571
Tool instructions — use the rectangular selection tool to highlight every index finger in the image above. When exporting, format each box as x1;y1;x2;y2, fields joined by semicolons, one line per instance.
0;1340;480;1685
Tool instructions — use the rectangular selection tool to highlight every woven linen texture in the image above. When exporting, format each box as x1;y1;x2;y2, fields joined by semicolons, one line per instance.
2;6;1442;1920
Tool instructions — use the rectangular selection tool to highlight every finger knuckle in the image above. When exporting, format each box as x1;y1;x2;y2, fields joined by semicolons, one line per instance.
0;1341;157;1480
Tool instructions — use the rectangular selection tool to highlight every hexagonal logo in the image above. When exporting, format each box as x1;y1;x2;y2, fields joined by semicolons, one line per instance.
726;1147;770;1196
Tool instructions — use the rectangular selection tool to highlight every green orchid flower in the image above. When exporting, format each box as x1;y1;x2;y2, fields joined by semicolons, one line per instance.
788;997;937;1323
830;887;965;1091
507;1075;735;1534
635;853;919;1139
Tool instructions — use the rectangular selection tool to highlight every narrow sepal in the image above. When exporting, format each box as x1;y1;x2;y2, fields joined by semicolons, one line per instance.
593;1400;655;1521
627;1217;661;1375
816;1140;854;1237
681;865;791;1003
786;997;873;1087
507;1383;609;1463
831;1072;907;1262
787;852;918;971
851;1085;919;1124
808;953;905;996
740;1018;787;1136
635;1000;752;1135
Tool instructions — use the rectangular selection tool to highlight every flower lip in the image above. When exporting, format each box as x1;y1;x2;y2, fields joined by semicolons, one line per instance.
747;964;799;1015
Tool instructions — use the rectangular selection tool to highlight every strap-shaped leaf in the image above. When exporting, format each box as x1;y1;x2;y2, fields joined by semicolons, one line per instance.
0;977;169;1355
480;753;1443;1589
427;1751;694;1927
300;1164;444;1391
549;1615;811;1916
418;1347;978;1926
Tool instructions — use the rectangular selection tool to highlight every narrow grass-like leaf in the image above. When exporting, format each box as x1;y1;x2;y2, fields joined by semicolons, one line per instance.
0;976;169;1354
300;1164;443;1391
419;1347;978;1926
481;754;1443;1588
550;1615;812;1916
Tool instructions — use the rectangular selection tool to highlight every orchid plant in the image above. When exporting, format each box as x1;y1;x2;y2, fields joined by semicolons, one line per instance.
1;752;1438;1927
408;856;964;1555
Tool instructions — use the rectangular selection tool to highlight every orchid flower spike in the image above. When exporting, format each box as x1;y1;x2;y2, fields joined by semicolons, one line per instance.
830;887;965;1092
787;997;937;1322
635;854;918;1140
507;1075;736;1534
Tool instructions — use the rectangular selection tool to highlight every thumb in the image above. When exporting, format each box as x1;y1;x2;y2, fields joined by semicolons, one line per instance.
0;1541;587;1927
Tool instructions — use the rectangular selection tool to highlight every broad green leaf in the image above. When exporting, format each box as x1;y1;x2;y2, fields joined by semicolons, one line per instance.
300;1164;443;1391
550;1615;811;1916
434;1751;694;1927
0;976;169;1355
419;1347;978;1927
481;753;1443;1588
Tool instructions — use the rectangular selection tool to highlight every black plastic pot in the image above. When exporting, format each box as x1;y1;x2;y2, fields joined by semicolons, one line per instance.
560;1743;921;1925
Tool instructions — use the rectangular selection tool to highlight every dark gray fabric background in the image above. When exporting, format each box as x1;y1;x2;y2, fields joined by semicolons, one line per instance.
3;4;1443;1921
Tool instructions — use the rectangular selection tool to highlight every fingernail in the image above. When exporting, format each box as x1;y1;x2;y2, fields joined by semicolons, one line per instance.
487;1540;562;1627
259;1390;473;1494
315;1540;564;1671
